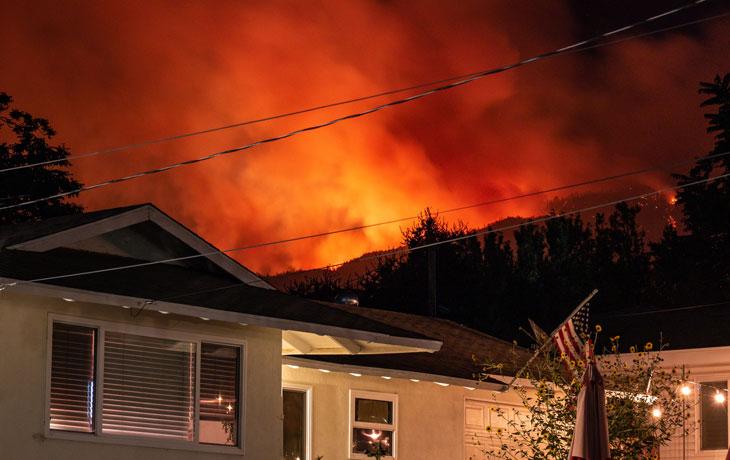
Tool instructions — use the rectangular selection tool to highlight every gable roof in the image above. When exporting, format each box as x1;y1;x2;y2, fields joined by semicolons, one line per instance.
0;205;442;355
1;203;271;289
0;204;146;248
291;303;531;387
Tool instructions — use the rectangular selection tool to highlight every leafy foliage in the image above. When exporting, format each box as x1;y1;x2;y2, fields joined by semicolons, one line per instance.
476;335;690;460
0;92;83;225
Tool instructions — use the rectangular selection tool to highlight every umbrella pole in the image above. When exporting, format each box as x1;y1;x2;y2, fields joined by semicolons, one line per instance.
682;364;686;460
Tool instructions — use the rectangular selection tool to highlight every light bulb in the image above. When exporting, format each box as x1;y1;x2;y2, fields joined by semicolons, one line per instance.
715;391;726;404
680;385;691;396
651;407;662;418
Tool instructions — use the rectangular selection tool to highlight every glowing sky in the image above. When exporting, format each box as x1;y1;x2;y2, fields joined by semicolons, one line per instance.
1;0;728;273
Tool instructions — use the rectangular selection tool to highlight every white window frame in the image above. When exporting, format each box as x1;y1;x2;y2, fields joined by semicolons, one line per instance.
348;389;398;460
695;376;730;453
282;383;313;460
44;314;246;455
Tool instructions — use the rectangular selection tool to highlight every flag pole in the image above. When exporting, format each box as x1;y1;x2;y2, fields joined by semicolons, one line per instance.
504;289;598;390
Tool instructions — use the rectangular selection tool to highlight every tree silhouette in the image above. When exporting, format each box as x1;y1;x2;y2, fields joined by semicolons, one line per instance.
652;74;730;305
0;92;83;225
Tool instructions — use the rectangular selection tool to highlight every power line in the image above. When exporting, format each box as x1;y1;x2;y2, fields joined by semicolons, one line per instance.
1;168;727;292
0;1;718;175
0;8;724;211
603;300;730;318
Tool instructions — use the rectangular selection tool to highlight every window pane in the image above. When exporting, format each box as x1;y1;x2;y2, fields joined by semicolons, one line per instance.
352;428;393;456
701;381;728;450
102;332;196;441
49;323;96;433
199;343;240;446
356;398;392;424
283;390;306;460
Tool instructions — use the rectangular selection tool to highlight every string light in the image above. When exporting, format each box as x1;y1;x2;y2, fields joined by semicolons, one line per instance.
381;376;392;380
349;372;362;377
410;379;420;383
679;385;691;396
651;407;663;418
434;382;450;387
318;369;331;373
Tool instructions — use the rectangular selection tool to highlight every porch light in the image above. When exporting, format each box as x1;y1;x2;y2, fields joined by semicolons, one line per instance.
714;391;726;404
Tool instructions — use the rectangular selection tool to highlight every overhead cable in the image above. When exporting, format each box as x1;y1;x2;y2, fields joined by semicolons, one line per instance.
1;5;725;213
1;168;727;292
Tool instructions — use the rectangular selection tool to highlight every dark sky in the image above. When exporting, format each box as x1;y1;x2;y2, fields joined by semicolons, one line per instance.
1;0;728;273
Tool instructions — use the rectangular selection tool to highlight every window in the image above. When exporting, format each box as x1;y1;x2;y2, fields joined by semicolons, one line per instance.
349;390;397;459
199;343;240;446
283;387;310;460
700;380;728;450
47;319;243;451
49;323;97;433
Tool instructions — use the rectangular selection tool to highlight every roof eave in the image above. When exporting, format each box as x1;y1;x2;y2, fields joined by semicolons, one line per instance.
1;278;443;354
283;356;508;392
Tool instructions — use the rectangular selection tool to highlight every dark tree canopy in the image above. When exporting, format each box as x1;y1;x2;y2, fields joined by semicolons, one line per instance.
652;74;730;306
0;92;83;225
287;74;730;342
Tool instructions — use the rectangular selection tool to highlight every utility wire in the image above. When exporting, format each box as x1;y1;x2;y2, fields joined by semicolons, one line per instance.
1;168;727;292
603;300;730;318
0;6;725;211
0;0;719;175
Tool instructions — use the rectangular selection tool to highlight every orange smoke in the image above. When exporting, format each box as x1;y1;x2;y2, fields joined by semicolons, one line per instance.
1;1;728;274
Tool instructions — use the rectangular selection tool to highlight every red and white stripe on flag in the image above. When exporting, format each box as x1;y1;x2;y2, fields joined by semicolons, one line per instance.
553;319;586;365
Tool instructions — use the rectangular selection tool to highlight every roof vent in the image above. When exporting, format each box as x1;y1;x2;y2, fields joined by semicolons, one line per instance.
335;292;359;306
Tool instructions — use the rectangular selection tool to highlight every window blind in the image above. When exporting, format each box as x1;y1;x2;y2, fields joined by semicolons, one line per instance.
102;331;196;441
199;343;240;446
49;322;97;433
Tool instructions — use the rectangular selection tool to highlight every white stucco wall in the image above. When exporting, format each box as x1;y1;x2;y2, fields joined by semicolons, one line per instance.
0;290;283;460
283;365;526;460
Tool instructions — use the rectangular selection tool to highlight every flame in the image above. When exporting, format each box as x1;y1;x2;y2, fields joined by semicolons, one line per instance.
1;1;725;274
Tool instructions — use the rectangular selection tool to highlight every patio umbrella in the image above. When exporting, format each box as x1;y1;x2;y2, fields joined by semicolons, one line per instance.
569;360;611;460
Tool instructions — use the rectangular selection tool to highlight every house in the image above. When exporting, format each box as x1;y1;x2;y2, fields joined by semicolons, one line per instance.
600;304;730;460
0;204;453;460
282;304;532;460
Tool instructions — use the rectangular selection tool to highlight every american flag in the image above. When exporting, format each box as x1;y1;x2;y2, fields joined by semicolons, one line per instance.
553;302;591;365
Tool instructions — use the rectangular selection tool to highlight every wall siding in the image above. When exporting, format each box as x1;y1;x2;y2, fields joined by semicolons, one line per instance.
0;290;282;460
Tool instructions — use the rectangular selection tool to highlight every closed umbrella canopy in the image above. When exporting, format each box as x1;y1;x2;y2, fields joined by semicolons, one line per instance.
569;361;611;460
